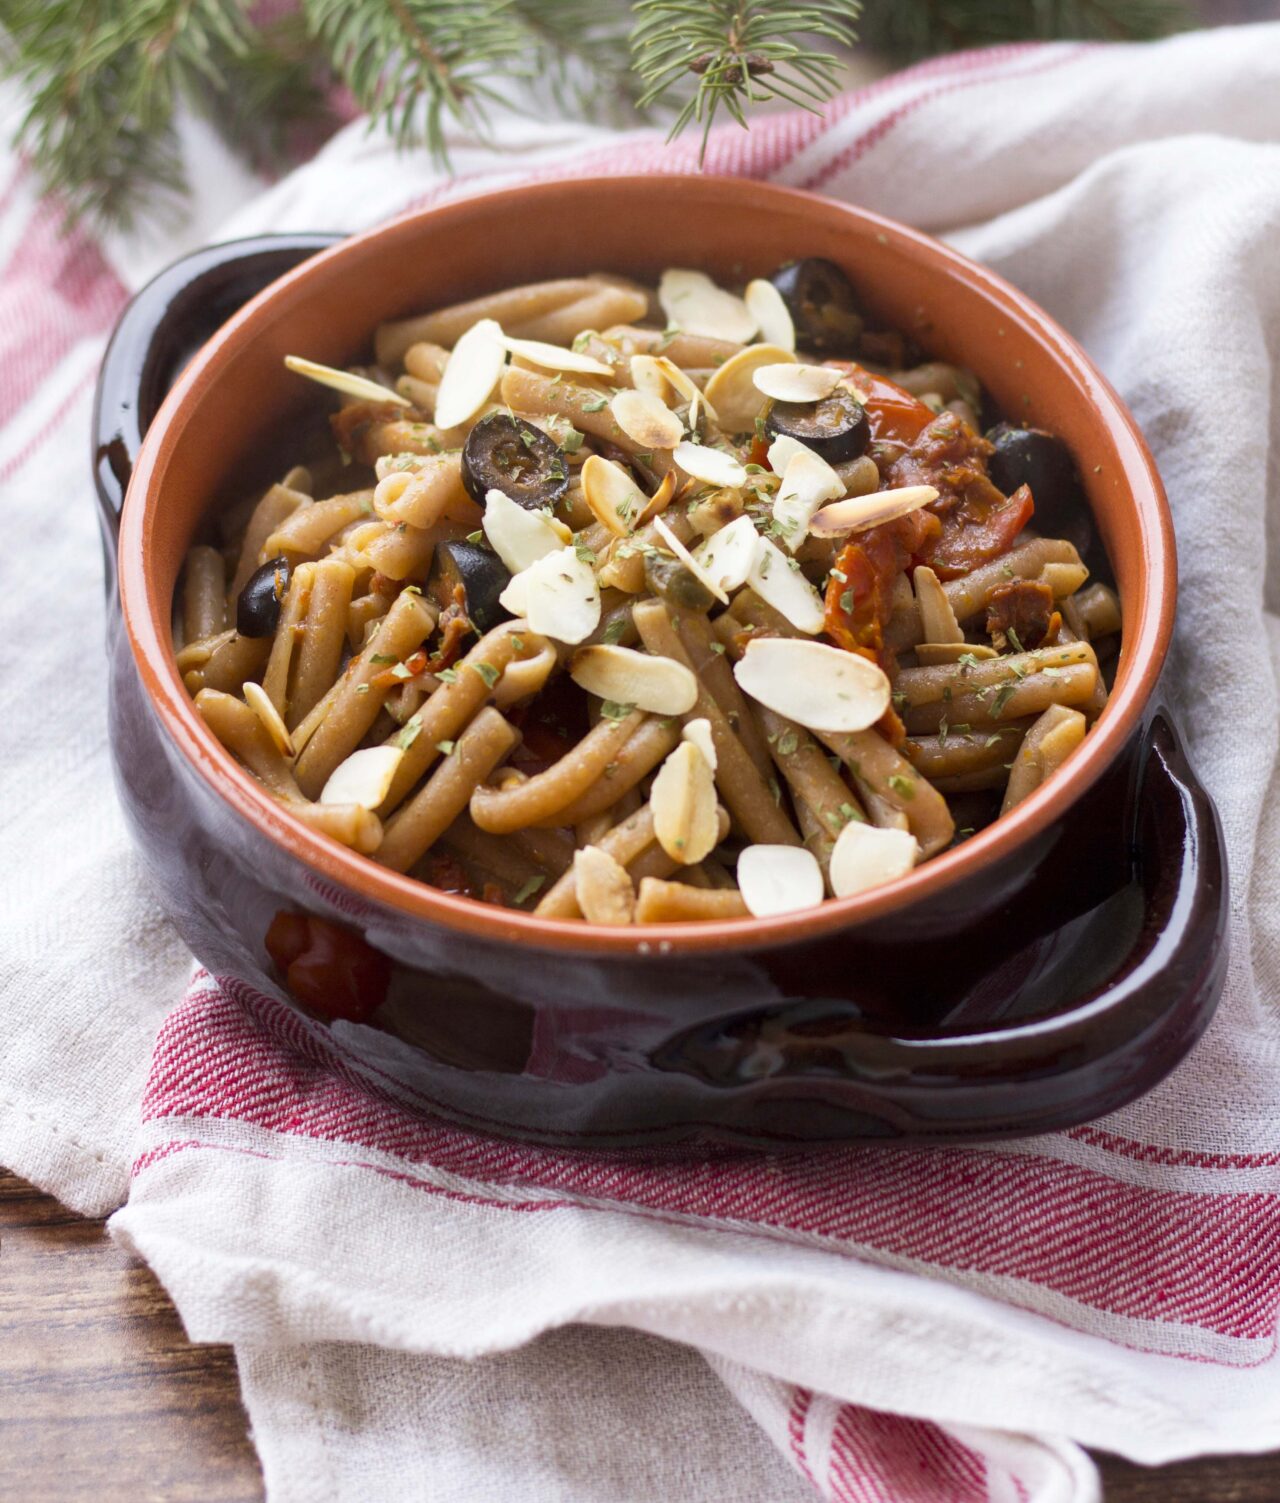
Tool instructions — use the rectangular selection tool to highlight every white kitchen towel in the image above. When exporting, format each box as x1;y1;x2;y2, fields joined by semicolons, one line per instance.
3;23;1280;1503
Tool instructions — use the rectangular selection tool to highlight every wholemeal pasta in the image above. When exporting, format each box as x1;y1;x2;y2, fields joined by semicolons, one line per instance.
178;256;1122;924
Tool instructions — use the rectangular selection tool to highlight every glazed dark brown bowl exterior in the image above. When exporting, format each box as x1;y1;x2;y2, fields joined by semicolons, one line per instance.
95;177;1227;1149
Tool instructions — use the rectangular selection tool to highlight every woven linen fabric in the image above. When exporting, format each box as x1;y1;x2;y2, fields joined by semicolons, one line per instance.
3;24;1280;1502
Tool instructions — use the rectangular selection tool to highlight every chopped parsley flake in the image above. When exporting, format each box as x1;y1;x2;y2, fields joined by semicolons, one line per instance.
887;774;916;800
600;700;635;720
513;874;546;905
436;739;456;756
396;717;422;751
469;661;500;689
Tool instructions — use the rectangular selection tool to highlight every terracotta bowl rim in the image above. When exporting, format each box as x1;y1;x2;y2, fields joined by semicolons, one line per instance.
118;174;1175;958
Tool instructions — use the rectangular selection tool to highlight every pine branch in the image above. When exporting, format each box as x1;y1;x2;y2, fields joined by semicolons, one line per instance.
301;0;526;156
630;1;861;159
0;0;1189;232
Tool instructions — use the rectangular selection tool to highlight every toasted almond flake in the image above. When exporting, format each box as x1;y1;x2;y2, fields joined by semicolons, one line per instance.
915;642;998;666
243;680;295;758
829;821;919;899
692;513;760;595
650;741;719;865
635;468;678;526
745;279;796;352
320;745;404;809
734;638;890;731
752;362;843;403
434;318;506;430
809;484;940;537
681;717;717;772
673;440;747;489
747;537;825;634
581;453;647;536
570;644;698;715
501;334;615;377
574;845;636;925
773;447;846;552
652;514;728;605
630;353;669;401
482;488;564;574
766;433;817;474
737;845;824;918
703;343;795;432
654;354;716;427
913;564;963;644
610;388;684;450
658;269;757;344
284;355;412;409
498;547;600;645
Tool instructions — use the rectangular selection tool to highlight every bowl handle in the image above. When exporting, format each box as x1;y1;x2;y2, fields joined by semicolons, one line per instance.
91;232;343;580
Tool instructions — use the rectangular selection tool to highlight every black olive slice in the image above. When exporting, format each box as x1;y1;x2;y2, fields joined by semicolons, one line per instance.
461;412;569;511
765;387;870;464
986;423;1079;525
235;555;291;638
429;539;512;634
769;257;863;352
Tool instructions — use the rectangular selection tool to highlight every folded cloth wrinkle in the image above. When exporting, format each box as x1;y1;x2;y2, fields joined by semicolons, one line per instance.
3;22;1280;1503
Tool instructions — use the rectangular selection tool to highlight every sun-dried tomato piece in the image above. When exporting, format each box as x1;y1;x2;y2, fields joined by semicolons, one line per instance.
986;578;1060;651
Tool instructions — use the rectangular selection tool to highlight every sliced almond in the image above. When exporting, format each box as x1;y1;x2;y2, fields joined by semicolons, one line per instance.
766;433;817;474
773;447;846;552
242;680;295;758
658;269;757;345
635;467;678;527
482;488;564;574
914;642;998;666
673;441;747;489
703;343;795;433
650;741;719;866
630;353;714;428
692;514;760;596
284;355;412;409
434;318;507;430
652;514;728;605
498;547;600;645
574;845;636;925
747;537;825;634
734;637;889;732
744;279;796;352
914;564;964;644
681;717;717;772
501;334;615;378
581;453;647;536
809;485;940;537
320;745;404;809
829;820;919;899
752;363;842;403
610;388;684;450
570;644;698;715
737;845;824;918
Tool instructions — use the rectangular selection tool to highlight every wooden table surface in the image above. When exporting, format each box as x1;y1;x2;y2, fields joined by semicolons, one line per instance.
3;1168;1276;1501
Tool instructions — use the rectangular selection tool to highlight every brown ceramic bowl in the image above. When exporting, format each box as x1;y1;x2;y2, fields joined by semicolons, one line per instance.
94;176;1227;1149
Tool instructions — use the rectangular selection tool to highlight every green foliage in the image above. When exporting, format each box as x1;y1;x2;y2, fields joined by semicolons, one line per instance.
0;0;1187;231
631;1;861;155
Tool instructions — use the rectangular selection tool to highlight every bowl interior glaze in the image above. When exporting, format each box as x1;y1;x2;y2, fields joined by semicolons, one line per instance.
118;175;1174;957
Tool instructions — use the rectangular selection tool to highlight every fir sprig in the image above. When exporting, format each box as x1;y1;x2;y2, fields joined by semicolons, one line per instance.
0;0;1189;232
630;1;860;156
